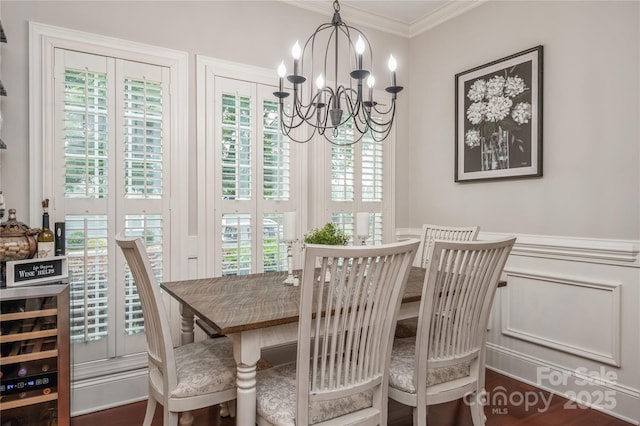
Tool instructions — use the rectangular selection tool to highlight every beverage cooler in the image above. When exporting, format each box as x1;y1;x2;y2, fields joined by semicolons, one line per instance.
0;284;70;426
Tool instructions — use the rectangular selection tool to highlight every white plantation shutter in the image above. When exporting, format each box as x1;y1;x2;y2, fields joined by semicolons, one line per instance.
123;214;163;336
123;77;164;199
221;92;252;201
331;144;355;202
209;73;297;276
361;131;384;244
262;99;291;201
66;214;109;344
63;67;109;199
327;116;390;244
53;49;171;362
361;132;383;202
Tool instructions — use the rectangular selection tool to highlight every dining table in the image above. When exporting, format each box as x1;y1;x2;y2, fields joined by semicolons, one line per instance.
160;267;504;426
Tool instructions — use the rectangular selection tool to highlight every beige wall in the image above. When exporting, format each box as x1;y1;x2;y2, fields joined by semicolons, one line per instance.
401;0;639;240
0;0;409;232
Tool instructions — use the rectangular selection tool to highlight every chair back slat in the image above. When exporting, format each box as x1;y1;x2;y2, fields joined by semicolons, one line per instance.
297;239;419;423
414;224;480;268
115;236;177;393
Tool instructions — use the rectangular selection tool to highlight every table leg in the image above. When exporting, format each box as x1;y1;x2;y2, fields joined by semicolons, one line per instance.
229;329;261;426
178;305;195;425
180;304;195;345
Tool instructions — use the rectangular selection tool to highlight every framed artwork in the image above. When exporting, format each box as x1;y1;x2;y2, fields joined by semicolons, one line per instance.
455;46;543;182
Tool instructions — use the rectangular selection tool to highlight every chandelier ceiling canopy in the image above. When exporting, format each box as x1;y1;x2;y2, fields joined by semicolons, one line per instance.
274;0;403;144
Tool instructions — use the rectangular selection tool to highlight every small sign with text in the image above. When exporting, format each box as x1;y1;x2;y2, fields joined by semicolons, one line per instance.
6;256;68;287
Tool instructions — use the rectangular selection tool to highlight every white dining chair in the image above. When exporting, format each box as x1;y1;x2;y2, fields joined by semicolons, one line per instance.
413;224;480;269
255;239;420;426
396;224;480;339
388;237;515;426
115;236;238;426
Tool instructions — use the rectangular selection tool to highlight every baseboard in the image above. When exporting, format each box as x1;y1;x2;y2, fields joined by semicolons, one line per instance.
486;343;639;425
71;367;148;416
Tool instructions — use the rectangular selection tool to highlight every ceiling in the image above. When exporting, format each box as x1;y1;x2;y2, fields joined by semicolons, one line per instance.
283;0;485;38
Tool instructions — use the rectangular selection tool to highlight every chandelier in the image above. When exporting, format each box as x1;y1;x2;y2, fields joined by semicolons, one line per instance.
273;0;403;144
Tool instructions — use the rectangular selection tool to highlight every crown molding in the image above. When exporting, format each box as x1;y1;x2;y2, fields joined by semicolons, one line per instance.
279;0;486;39
409;0;486;38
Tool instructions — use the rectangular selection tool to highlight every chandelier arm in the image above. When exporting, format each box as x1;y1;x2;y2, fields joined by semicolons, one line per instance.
370;103;397;126
340;86;362;118
280;112;318;144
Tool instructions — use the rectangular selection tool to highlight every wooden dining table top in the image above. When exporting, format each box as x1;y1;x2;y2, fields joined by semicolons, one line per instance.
160;266;427;335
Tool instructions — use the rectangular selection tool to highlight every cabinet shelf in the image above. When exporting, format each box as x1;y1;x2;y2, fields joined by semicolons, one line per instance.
0;391;58;410
1;308;59;321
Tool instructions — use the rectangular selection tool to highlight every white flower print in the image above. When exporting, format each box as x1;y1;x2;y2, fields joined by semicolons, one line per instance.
486;76;505;98
466;102;485;125
484;96;512;122
465;129;481;148
511;102;532;124
505;76;526;98
467;80;486;102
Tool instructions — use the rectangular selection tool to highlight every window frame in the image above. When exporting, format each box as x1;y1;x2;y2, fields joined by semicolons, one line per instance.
29;21;189;376
196;56;308;277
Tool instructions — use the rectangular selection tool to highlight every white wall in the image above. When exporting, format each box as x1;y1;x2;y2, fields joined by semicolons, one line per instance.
401;0;639;240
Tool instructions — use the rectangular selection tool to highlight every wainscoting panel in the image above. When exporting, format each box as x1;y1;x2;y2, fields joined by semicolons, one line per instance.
501;269;621;366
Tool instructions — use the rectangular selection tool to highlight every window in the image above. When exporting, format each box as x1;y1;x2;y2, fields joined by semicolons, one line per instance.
32;23;188;371
51;49;171;362
199;58;300;277
325;116;393;244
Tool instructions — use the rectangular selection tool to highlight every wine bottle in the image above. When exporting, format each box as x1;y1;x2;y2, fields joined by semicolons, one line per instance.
37;199;54;259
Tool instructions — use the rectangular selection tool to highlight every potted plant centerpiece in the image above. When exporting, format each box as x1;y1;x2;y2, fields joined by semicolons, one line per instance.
303;223;349;282
303;222;349;246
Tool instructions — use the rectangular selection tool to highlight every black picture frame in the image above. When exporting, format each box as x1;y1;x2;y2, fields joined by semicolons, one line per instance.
455;46;543;182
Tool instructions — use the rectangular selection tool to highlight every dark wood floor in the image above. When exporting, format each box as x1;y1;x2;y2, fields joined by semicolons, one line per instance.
72;369;630;426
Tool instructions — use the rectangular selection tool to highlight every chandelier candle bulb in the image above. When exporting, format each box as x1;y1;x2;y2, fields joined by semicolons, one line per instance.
278;61;286;92
355;35;365;70
367;75;375;103
284;211;296;242
316;74;325;105
356;212;369;237
292;41;301;76
388;55;397;86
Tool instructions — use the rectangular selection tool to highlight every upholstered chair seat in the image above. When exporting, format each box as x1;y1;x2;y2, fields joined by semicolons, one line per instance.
388;337;471;394
256;362;374;426
161;338;237;398
394;317;419;339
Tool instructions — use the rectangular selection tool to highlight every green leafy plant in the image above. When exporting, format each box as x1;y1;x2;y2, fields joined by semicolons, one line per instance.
303;222;349;246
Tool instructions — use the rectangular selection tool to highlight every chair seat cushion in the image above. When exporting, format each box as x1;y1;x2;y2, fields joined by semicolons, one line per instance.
256;361;373;426
394;317;419;338
172;338;237;398
389;337;471;394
